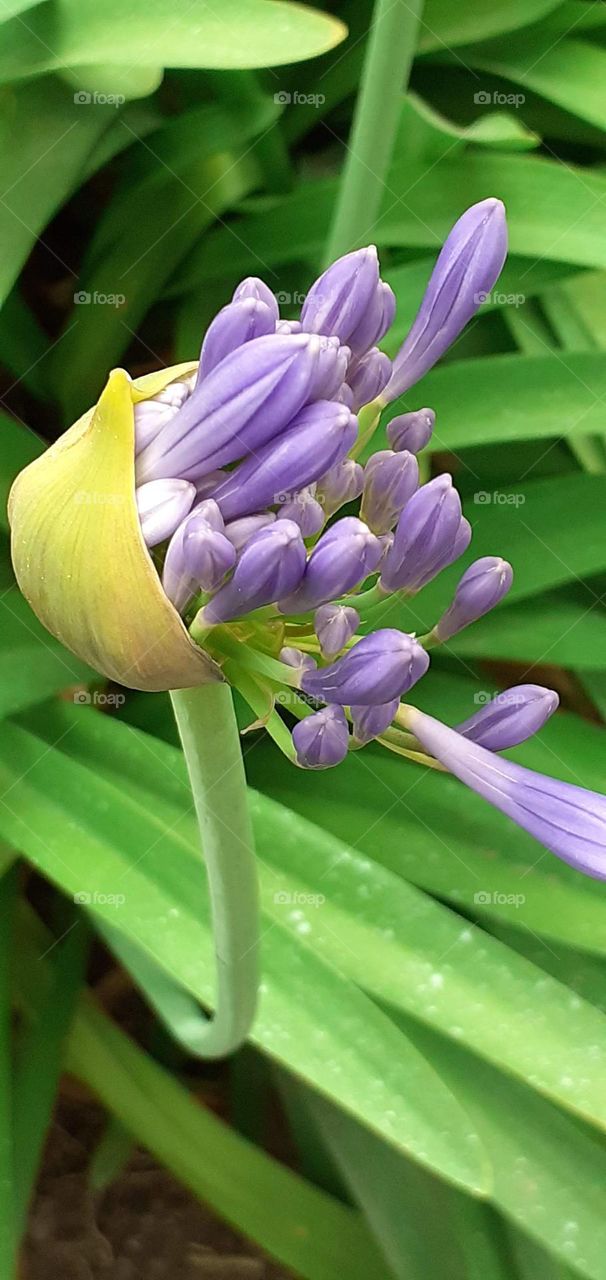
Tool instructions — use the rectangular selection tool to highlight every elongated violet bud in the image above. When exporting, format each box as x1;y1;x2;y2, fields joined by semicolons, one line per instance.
347;348;392;411
301;247;382;348
224;512;276;552
380;474;468;594
404;707;606;880
456;685;559;752
198;297;276;380
387;408;435;454
162;501;235;610
314;603;360;657
292;705;350;769
347;281;396;357
136;333;348;482
201;519;306;623
385;200;507;401
279;516;382;614
136;478;196;547
233;276;280;321
210;400;357;522
301;629;429;706
360;449;419;534
278;489;325;537
317;459;364;517
351;698;400;744
434;556;513;642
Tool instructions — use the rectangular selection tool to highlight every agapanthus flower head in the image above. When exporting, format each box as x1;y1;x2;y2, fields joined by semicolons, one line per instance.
14;200;606;881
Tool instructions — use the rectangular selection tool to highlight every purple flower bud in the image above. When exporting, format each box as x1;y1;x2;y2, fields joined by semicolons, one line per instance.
198;298;276;380
201;519;306;624
162;504;235;610
301;247;382;349
279;490;325;537
313;336;350;400
224;512;276;553
301;629;429;706
195;469;229;500
452;518;472;561
385;200;507;401
209;400;357;522
405;707;606;880
380;474;467;594
233;276;280;322
434;556;513;642
280;646;317;675
136;478;196;547
136;333;348;483
347;348;392;411
350;698;400;744
279;516;382;614
347;281;396;356
292;705;350;770
134;380;192;453
387;408;435;454
276;319;302;335
456;685;559;752
317;459;364;517
360;449;419;534
314;603;360;657
337;383;355;409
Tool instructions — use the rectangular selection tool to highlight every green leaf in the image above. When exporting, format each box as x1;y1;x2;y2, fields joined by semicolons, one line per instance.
463;36;606;132
173;151;606;285
389;353;606;450
418;0;565;51
0;413;42;531
0;77;114;306
17;907;391;1280
401;1019;606;1280
0;0;346;81
18;701;606;1136
0;710;489;1194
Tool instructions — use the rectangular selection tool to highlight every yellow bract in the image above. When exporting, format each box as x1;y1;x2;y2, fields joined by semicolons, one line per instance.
8;366;221;692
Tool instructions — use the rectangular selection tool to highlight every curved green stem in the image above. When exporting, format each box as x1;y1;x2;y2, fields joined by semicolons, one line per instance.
169;681;258;1058
324;0;425;263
